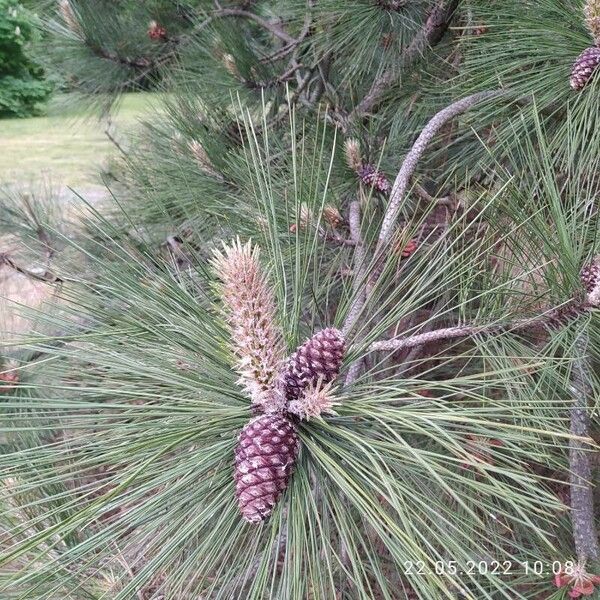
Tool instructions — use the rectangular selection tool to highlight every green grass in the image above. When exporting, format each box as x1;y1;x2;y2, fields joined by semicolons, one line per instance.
0;92;159;189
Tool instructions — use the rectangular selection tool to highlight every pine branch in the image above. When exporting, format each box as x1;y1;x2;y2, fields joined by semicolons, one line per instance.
89;44;155;70
343;200;366;386
342;91;504;338
377;90;504;250
346;0;460;124
568;333;599;562
213;8;295;44
20;196;55;261
365;301;593;354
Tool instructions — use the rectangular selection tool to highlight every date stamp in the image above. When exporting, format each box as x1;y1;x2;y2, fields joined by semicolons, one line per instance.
402;560;575;577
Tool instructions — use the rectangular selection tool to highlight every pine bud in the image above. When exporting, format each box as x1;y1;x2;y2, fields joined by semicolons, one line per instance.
570;47;600;90
322;205;343;228
357;163;391;194
282;328;345;401
235;414;299;523
585;0;600;44
344;138;363;172
393;236;419;259
222;53;240;78
581;257;600;306
59;0;82;37
212;240;286;412
289;203;313;233
188;139;221;179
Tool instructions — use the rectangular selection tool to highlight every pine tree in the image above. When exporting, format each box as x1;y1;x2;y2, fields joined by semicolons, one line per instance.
1;1;599;599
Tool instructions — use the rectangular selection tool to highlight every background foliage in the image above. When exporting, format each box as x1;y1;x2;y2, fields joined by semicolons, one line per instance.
0;0;51;117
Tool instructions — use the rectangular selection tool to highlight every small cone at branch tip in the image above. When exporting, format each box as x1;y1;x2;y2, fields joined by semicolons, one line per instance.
148;20;167;41
235;413;300;523
282;328;346;401
344;138;362;172
357;163;391;194
287;380;338;421
581;257;600;306
570;47;600;90
211;239;286;412
0;371;19;393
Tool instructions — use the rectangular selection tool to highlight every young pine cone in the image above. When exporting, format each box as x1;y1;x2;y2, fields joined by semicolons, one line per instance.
358;163;391;194
570;47;600;90
235;414;300;523
282;328;345;401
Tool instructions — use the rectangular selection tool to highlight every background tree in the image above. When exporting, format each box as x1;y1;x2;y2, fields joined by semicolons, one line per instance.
0;0;51;117
1;1;599;599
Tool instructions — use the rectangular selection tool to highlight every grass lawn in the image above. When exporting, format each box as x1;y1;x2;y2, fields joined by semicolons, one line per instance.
0;92;160;190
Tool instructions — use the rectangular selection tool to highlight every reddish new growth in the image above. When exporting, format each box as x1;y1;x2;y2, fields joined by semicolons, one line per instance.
148;20;167;41
394;237;419;258
0;372;18;392
555;562;600;598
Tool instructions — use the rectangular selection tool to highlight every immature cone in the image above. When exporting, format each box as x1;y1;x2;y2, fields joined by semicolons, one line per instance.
581;257;600;306
235;414;299;523
357;163;391;194
282;328;345;401
570;47;600;90
0;372;18;393
148;20;167;41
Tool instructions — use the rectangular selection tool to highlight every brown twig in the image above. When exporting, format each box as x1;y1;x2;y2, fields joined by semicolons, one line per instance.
413;182;454;207
214;8;295;44
104;117;127;156
0;254;61;284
